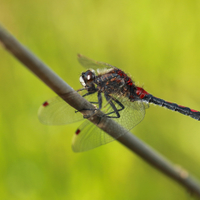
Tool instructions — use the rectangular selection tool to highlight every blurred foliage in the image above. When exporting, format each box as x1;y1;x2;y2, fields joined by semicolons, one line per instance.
0;0;200;199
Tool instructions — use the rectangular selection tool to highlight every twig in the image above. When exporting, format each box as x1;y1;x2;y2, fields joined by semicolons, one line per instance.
0;25;200;197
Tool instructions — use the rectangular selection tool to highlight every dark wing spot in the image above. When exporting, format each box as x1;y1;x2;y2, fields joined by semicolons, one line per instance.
43;101;49;107
75;129;81;135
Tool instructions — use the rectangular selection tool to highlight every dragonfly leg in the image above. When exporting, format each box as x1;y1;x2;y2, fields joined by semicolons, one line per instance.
97;91;103;109
76;90;100;117
103;94;125;118
81;91;103;118
76;88;86;92
82;90;99;104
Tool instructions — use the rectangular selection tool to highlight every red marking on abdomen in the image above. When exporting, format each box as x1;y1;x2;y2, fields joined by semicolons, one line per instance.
191;109;199;112
178;105;186;108
178;105;198;112
76;129;81;135
136;87;149;99
43;101;49;107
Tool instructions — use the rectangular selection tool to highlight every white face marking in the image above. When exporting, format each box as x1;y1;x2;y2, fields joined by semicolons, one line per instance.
79;76;86;87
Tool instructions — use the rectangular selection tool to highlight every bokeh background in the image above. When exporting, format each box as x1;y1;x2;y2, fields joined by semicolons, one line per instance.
1;0;200;199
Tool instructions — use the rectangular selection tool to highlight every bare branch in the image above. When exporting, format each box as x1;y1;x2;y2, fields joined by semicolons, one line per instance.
0;25;200;197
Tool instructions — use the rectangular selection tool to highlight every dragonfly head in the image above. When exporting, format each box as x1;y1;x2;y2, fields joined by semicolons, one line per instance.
79;70;96;87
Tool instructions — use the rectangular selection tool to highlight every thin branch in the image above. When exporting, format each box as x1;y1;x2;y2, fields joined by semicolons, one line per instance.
0;24;200;197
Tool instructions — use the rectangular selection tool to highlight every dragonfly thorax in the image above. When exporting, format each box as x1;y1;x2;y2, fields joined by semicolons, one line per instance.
95;69;137;99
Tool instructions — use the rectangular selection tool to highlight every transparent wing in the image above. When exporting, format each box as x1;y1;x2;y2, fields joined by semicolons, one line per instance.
77;54;115;70
38;96;84;125
72;94;148;152
72;120;115;152
142;101;150;109
111;95;147;132
38;91;102;125
38;89;148;151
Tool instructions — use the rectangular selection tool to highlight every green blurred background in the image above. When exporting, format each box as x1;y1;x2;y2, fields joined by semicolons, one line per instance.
1;0;200;199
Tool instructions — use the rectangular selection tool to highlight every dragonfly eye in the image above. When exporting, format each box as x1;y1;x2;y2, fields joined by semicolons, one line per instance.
80;70;95;87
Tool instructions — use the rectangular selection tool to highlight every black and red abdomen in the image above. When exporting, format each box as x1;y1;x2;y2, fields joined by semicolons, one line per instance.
135;87;149;99
142;94;200;120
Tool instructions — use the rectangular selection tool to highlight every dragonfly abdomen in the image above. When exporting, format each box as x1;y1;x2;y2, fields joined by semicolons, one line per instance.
144;94;200;121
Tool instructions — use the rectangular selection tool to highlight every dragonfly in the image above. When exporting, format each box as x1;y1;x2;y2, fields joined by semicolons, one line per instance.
38;54;200;152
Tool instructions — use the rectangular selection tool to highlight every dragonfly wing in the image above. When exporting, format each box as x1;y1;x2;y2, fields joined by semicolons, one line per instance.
142;100;150;109
105;94;147;133
72;120;115;152
38;90;101;126
72;94;146;152
77;54;115;70
38;96;83;125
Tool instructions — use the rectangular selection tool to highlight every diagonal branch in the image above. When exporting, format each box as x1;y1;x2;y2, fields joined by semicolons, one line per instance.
0;25;200;197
